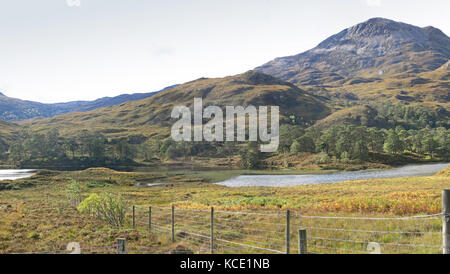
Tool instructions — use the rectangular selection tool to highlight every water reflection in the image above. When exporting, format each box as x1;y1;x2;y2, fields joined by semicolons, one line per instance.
0;169;36;181
216;163;449;187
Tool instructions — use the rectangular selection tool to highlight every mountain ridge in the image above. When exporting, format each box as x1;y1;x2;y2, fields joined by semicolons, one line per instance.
0;85;178;122
28;71;330;139
255;17;450;106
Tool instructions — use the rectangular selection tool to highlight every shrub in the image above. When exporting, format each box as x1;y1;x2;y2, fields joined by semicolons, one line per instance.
290;140;301;154
315;152;331;164
66;180;82;206
78;193;128;227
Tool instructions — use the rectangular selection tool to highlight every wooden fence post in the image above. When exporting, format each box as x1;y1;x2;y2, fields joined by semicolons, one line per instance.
210;207;214;254
117;238;126;254
148;206;152;231
171;205;175;243
443;190;450;254
132;205;136;229
298;229;307;254
286;210;290;254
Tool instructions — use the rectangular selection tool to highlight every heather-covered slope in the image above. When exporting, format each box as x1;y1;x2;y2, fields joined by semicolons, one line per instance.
28;71;330;139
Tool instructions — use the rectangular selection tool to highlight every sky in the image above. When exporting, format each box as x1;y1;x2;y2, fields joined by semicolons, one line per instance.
0;0;449;103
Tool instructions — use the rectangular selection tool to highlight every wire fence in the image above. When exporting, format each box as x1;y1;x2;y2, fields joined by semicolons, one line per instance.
131;205;444;254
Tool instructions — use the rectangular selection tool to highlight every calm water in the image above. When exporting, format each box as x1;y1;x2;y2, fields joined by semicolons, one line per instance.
216;163;449;187
0;169;36;181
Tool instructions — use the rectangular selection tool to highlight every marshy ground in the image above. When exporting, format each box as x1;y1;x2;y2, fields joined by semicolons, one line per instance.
0;166;448;254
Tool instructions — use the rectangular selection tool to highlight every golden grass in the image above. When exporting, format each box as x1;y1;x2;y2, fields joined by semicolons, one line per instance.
0;165;449;254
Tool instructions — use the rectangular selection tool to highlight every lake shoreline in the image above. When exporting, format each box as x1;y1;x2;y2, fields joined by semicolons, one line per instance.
215;162;450;187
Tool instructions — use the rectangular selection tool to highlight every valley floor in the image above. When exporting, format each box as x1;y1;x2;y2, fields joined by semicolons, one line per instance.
0;166;449;254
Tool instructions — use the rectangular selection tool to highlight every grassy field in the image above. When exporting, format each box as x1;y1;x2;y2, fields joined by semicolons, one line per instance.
0;166;449;254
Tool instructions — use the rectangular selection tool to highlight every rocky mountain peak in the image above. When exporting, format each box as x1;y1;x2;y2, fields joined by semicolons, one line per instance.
255;17;450;85
347;17;412;37
316;18;448;55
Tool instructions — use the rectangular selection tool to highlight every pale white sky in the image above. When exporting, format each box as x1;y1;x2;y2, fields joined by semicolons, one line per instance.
0;0;449;103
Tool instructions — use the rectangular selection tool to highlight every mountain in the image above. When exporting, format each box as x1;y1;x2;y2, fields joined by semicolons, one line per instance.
255;18;450;105
0;85;178;122
28;71;330;139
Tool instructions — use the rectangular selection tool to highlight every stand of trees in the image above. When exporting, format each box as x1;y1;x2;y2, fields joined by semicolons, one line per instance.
0;104;448;169
5;129;140;167
286;125;449;163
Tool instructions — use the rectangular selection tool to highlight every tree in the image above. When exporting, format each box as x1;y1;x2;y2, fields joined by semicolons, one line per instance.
412;130;425;154
296;136;316;153
141;140;161;161
279;125;304;153
290;140;301;154
367;128;384;153
321;127;338;154
340;151;350;163
63;140;79;159
353;140;369;162
383;130;403;155
336;136;352;157
46;129;61;157
218;141;236;161
86;134;106;161
434;128;449;160
66;180;83;206
114;139;135;161
422;134;438;159
239;142;261;169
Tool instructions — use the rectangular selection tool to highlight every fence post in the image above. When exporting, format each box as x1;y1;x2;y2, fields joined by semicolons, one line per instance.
117;238;126;254
172;205;175;243
443;190;450;254
286;210;290;254
132;205;136;229
210;207;214;254
148;206;152;231
298;229;307;254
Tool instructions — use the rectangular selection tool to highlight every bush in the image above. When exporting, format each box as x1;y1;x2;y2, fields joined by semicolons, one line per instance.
290;140;301;154
315;152;331;164
78;193;128;227
66;180;82;206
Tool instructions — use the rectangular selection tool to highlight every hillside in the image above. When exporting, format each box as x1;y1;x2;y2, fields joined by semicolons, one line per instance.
0;85;177;122
255;18;450;106
313;105;380;129
28;71;330;139
0;120;19;143
0;120;19;155
313;103;449;130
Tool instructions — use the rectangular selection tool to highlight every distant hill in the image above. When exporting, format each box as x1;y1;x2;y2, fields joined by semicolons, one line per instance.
0;85;178;122
28;71;330;139
255;18;450;106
